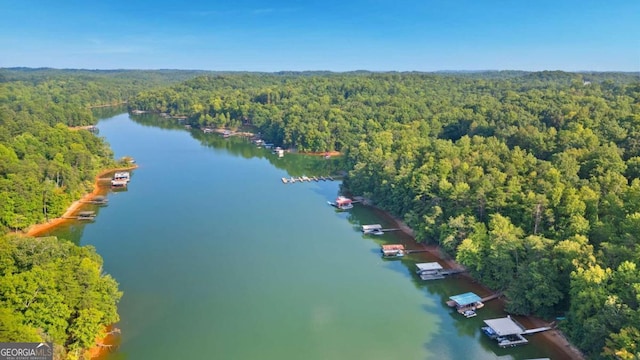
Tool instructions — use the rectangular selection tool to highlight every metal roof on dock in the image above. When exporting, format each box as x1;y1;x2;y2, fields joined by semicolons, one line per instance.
483;317;525;336
362;224;382;231
449;292;482;306
415;262;443;271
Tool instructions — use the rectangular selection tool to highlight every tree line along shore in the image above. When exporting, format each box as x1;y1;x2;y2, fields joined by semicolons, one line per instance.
1;68;639;359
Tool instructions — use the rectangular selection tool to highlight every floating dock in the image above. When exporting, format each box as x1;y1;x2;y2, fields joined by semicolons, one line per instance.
282;175;336;184
81;195;108;205
64;211;97;221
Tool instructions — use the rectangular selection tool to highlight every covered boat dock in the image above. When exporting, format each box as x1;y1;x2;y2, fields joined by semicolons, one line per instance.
381;244;406;258
415;262;445;280
362;224;383;235
328;196;354;210
447;292;484;318
482;316;529;348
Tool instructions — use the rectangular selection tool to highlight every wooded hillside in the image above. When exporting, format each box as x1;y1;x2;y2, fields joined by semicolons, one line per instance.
131;71;640;359
0;68;201;359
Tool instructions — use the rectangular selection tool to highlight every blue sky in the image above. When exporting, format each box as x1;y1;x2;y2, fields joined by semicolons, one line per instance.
0;0;638;71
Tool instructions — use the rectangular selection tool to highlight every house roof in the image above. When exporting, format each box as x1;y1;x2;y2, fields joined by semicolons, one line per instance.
449;292;482;306
483;317;524;336
336;196;352;204
415;262;443;271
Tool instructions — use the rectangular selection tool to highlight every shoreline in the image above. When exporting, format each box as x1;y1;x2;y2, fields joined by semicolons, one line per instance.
25;165;138;237
89;102;127;109
299;150;342;157
362;202;586;360
84;325;120;360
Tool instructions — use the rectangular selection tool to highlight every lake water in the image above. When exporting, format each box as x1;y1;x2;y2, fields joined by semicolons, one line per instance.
47;113;566;359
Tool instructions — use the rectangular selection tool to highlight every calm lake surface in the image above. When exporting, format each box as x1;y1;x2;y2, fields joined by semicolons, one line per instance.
48;113;565;359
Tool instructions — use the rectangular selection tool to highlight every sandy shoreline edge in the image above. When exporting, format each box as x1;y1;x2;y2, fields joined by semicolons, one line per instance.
20;164;137;358
26;165;138;237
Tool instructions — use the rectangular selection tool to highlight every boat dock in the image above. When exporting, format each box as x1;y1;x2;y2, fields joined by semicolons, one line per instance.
381;244;406;258
282;176;337;184
482;316;552;348
416;262;466;280
447;292;485;318
111;171;131;188
404;249;430;254
361;224;402;235
81;195;108;205
65;211;96;221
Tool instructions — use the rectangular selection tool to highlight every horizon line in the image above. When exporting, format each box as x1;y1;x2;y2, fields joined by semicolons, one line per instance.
2;66;639;74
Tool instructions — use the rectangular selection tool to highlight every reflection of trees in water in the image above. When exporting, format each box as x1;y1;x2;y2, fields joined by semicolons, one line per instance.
38;204;104;244
44;222;88;245
130;113;346;176
129;114;186;130
92;105;129;120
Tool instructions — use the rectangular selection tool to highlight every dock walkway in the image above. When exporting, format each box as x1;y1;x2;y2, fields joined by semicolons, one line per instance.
521;327;552;335
282;176;338;184
480;292;503;303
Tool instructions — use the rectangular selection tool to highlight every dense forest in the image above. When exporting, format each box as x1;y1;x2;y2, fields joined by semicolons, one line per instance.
130;71;640;359
0;69;200;359
0;68;198;232
0;235;121;359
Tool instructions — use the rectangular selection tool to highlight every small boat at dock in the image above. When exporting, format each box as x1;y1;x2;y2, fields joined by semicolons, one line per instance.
282;177;288;184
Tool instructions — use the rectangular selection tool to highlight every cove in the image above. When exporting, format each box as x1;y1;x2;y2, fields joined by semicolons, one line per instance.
46;113;566;359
